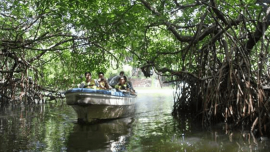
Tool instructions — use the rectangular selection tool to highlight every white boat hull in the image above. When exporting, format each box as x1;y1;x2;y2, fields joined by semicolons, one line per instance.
65;88;136;123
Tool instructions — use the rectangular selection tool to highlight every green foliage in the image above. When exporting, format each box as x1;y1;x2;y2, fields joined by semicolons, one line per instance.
0;0;269;91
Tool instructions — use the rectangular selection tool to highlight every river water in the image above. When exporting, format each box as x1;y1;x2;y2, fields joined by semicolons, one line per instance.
0;89;269;151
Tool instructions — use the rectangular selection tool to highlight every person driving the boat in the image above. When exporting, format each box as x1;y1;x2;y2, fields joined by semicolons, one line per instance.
119;71;125;77
115;76;130;91
83;72;97;89
97;72;110;90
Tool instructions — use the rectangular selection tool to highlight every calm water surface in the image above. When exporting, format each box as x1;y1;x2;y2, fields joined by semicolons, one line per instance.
0;89;269;151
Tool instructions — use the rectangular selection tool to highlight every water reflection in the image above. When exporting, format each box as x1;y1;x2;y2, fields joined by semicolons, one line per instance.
0;103;74;151
0;89;270;151
66;118;134;152
127;90;270;152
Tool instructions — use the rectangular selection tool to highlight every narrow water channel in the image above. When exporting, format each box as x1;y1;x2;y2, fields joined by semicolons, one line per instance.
0;89;269;151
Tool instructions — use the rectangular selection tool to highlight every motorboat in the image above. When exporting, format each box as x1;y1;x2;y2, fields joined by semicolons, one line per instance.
65;88;136;123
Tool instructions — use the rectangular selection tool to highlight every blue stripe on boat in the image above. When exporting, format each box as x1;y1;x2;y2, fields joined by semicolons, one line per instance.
65;88;129;97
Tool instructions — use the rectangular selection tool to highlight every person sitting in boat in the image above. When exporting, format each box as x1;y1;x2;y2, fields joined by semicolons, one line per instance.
119;71;136;92
82;72;97;89
115;76;130;91
97;72;110;90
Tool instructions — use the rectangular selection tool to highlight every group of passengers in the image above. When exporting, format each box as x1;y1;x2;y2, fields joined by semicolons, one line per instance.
82;71;135;94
